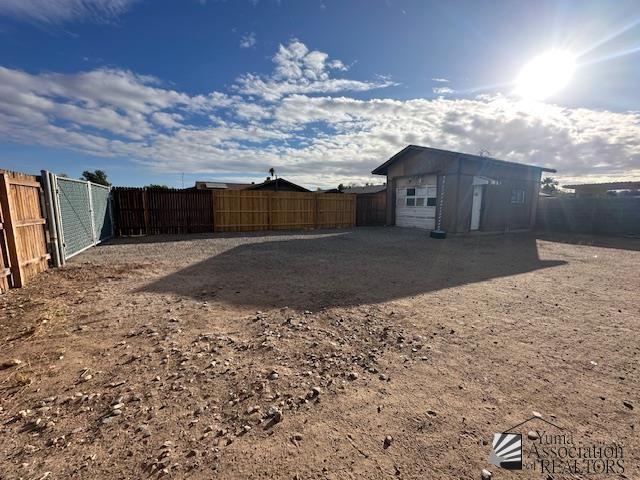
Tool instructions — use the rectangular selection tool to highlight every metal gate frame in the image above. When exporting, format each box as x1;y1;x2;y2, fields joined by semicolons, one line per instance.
42;171;114;265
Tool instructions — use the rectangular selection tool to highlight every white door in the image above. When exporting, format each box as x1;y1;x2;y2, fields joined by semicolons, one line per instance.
396;185;437;229
470;185;483;230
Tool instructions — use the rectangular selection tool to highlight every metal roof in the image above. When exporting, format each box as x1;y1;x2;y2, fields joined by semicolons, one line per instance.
372;145;557;175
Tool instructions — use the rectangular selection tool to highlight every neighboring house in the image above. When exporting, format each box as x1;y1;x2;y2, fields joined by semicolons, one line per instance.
562;181;640;198
246;178;310;192
194;177;309;192
372;145;556;234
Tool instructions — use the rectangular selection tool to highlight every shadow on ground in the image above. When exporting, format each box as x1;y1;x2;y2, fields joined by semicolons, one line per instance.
137;229;566;310
535;231;640;251
101;230;328;245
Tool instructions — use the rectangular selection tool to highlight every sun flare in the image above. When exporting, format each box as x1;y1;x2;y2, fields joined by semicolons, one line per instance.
514;50;576;100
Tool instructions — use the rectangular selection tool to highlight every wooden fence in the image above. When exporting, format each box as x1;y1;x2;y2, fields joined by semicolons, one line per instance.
111;188;214;235
537;196;640;235
111;188;356;234
0;170;49;291
356;190;387;226
213;191;355;232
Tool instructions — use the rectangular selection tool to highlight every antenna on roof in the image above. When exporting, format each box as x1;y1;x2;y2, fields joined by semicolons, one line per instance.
478;148;491;157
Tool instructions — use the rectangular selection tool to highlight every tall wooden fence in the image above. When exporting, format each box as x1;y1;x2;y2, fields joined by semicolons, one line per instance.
111;188;356;234
112;188;214;235
0;170;49;291
213;191;355;232
536;196;640;235
356;190;387;226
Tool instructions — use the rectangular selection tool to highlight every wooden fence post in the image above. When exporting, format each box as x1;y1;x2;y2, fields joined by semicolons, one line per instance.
314;193;319;229
211;190;216;232
0;172;23;287
142;188;150;235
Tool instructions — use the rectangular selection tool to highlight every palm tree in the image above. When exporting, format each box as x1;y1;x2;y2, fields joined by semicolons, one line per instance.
268;167;275;179
541;176;559;194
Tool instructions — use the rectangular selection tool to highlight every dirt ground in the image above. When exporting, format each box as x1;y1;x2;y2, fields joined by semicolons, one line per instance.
0;228;638;479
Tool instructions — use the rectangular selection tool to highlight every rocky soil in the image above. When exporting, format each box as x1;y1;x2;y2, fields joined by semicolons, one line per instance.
0;229;638;479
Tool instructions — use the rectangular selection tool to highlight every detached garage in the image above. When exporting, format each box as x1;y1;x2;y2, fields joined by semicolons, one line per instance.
372;145;556;234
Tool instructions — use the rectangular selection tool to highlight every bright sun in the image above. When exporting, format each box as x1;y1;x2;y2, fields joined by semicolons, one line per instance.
514;50;576;100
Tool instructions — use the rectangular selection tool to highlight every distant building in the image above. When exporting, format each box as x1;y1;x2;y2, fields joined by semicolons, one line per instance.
562;181;640;198
246;178;309;192
321;184;386;194
194;177;309;192
194;181;252;190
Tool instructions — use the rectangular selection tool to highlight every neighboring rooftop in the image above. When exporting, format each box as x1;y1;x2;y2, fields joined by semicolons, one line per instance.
372;145;557;175
246;177;310;192
195;181;252;190
194;178;309;192
563;181;640;190
341;184;386;194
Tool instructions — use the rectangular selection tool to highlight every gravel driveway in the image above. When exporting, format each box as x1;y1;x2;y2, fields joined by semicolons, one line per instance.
0;228;638;479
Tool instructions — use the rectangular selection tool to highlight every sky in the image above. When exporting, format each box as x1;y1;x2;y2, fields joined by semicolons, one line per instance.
1;0;640;189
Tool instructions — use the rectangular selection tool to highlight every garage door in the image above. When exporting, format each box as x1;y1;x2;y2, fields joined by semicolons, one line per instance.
396;185;437;229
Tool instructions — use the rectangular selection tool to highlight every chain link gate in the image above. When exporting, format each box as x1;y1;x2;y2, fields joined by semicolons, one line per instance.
44;174;114;261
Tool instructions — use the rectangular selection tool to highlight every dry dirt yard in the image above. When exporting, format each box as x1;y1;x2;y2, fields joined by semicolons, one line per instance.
0;228;638;479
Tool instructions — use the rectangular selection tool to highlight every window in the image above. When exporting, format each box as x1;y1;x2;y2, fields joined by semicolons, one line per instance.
406;188;415;196
416;198;425;206
406;198;415;206
511;189;525;204
426;197;437;207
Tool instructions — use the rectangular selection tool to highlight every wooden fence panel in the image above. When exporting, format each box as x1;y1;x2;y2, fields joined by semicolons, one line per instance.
316;193;356;228
356;191;387;226
112;187;214;235
269;192;316;230
0;170;49;289
111;188;146;236
0;188;9;292
214;191;270;232
214;191;355;232
146;189;214;234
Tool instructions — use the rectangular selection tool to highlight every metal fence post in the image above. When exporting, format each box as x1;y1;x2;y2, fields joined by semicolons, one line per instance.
87;182;97;246
41;171;62;267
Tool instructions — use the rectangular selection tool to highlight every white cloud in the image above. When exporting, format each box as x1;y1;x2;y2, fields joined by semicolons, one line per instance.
431;78;450;83
235;40;394;101
433;87;455;95
240;32;256;48
0;0;137;24
0;40;639;188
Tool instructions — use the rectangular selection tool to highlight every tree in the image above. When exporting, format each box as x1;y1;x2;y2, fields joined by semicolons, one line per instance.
337;183;345;191
268;167;275;179
145;184;169;189
81;169;111;186
541;176;559;194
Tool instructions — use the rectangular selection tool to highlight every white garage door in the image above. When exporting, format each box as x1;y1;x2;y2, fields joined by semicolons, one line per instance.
396;185;437;229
